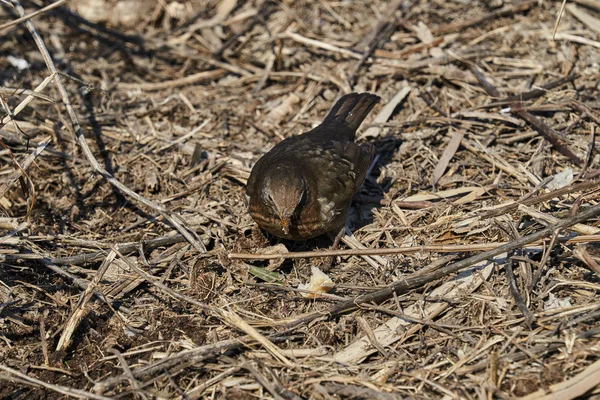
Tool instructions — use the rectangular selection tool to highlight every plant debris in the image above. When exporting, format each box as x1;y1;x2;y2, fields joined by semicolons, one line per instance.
1;0;599;398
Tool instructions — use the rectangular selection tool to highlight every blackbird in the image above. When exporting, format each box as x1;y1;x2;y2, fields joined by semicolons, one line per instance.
246;92;380;240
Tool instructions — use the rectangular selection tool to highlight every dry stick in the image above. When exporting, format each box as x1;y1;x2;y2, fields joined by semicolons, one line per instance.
354;0;403;51
0;87;52;101
347;20;397;86
117;69;225;91
219;308;294;367
431;129;464;187
48;234;191;265
529;230;560;292
93;338;250;391
572;101;599;178
356;316;389;358
40;259;136;332
39;311;49;365
571;100;600;125
572;0;600;11
478;73;580;108
242;363;287;400
347;0;402;86
0;137;50;208
4;232;195;265
520;204;598;235
468;64;502;98
573;244;600;277
228;235;600;261
505;253;535;328
504;72;579;103
230;243;501;260
13;1;206;255
95;332;301;392
511;103;582;166
213;0;275;58
109;349;148;400
279;202;600;330
322;383;400;400
183;366;240;399
582;124;596;176
553;0;569;39
0;365;111;400
0;0;66;32
11;230;600;266
56;251;116;352
0;72;56;127
433;0;538;34
379;199;434;209
479;180;599;219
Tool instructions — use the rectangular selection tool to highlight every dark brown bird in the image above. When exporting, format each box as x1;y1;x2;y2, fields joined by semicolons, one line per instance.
246;92;380;240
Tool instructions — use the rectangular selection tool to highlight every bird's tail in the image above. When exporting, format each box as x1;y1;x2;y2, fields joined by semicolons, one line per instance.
322;92;380;135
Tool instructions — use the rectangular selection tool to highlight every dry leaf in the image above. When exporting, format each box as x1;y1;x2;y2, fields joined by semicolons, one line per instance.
298;266;334;298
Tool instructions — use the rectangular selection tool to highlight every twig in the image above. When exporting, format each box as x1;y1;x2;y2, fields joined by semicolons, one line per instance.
94;334;300;392
284;31;362;59
573;244;600;277
49;234;191;266
529;230;561;293
0;0;66;32
229;235;600;261
506;253;535;328
279;201;600;330
213;0;275;58
117;70;225;91
468;63;502;98
567;4;600;35
243;362;299;400
356;316;389;358
220;308;294;367
553;0;569;40
182;366;240;399
0;136;50;217
511;102;582;166
109;349;149;400
433;0;538;34
479;73;579;107
56;251;116;351
431;130;464;187
0;365;111;400
347;0;402;86
478;180;599;219
0;73;56;127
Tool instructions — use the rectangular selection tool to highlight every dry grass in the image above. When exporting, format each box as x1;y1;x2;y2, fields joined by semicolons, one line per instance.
1;0;600;398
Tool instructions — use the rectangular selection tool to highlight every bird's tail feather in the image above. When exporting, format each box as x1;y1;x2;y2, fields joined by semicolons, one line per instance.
322;93;380;135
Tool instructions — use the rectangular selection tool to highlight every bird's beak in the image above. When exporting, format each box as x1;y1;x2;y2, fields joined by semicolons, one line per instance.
279;214;290;235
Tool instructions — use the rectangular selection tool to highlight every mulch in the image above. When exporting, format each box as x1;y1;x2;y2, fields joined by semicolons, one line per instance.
1;0;600;398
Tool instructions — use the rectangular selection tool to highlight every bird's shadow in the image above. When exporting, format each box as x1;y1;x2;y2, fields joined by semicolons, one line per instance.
350;135;403;230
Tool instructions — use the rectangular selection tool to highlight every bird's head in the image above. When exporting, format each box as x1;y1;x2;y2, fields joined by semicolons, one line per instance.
262;165;306;235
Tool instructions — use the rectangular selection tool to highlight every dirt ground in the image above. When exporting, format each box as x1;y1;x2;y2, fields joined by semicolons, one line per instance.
1;0;600;398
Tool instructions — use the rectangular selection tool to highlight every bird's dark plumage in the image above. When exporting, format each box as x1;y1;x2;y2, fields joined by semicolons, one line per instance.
246;92;380;240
